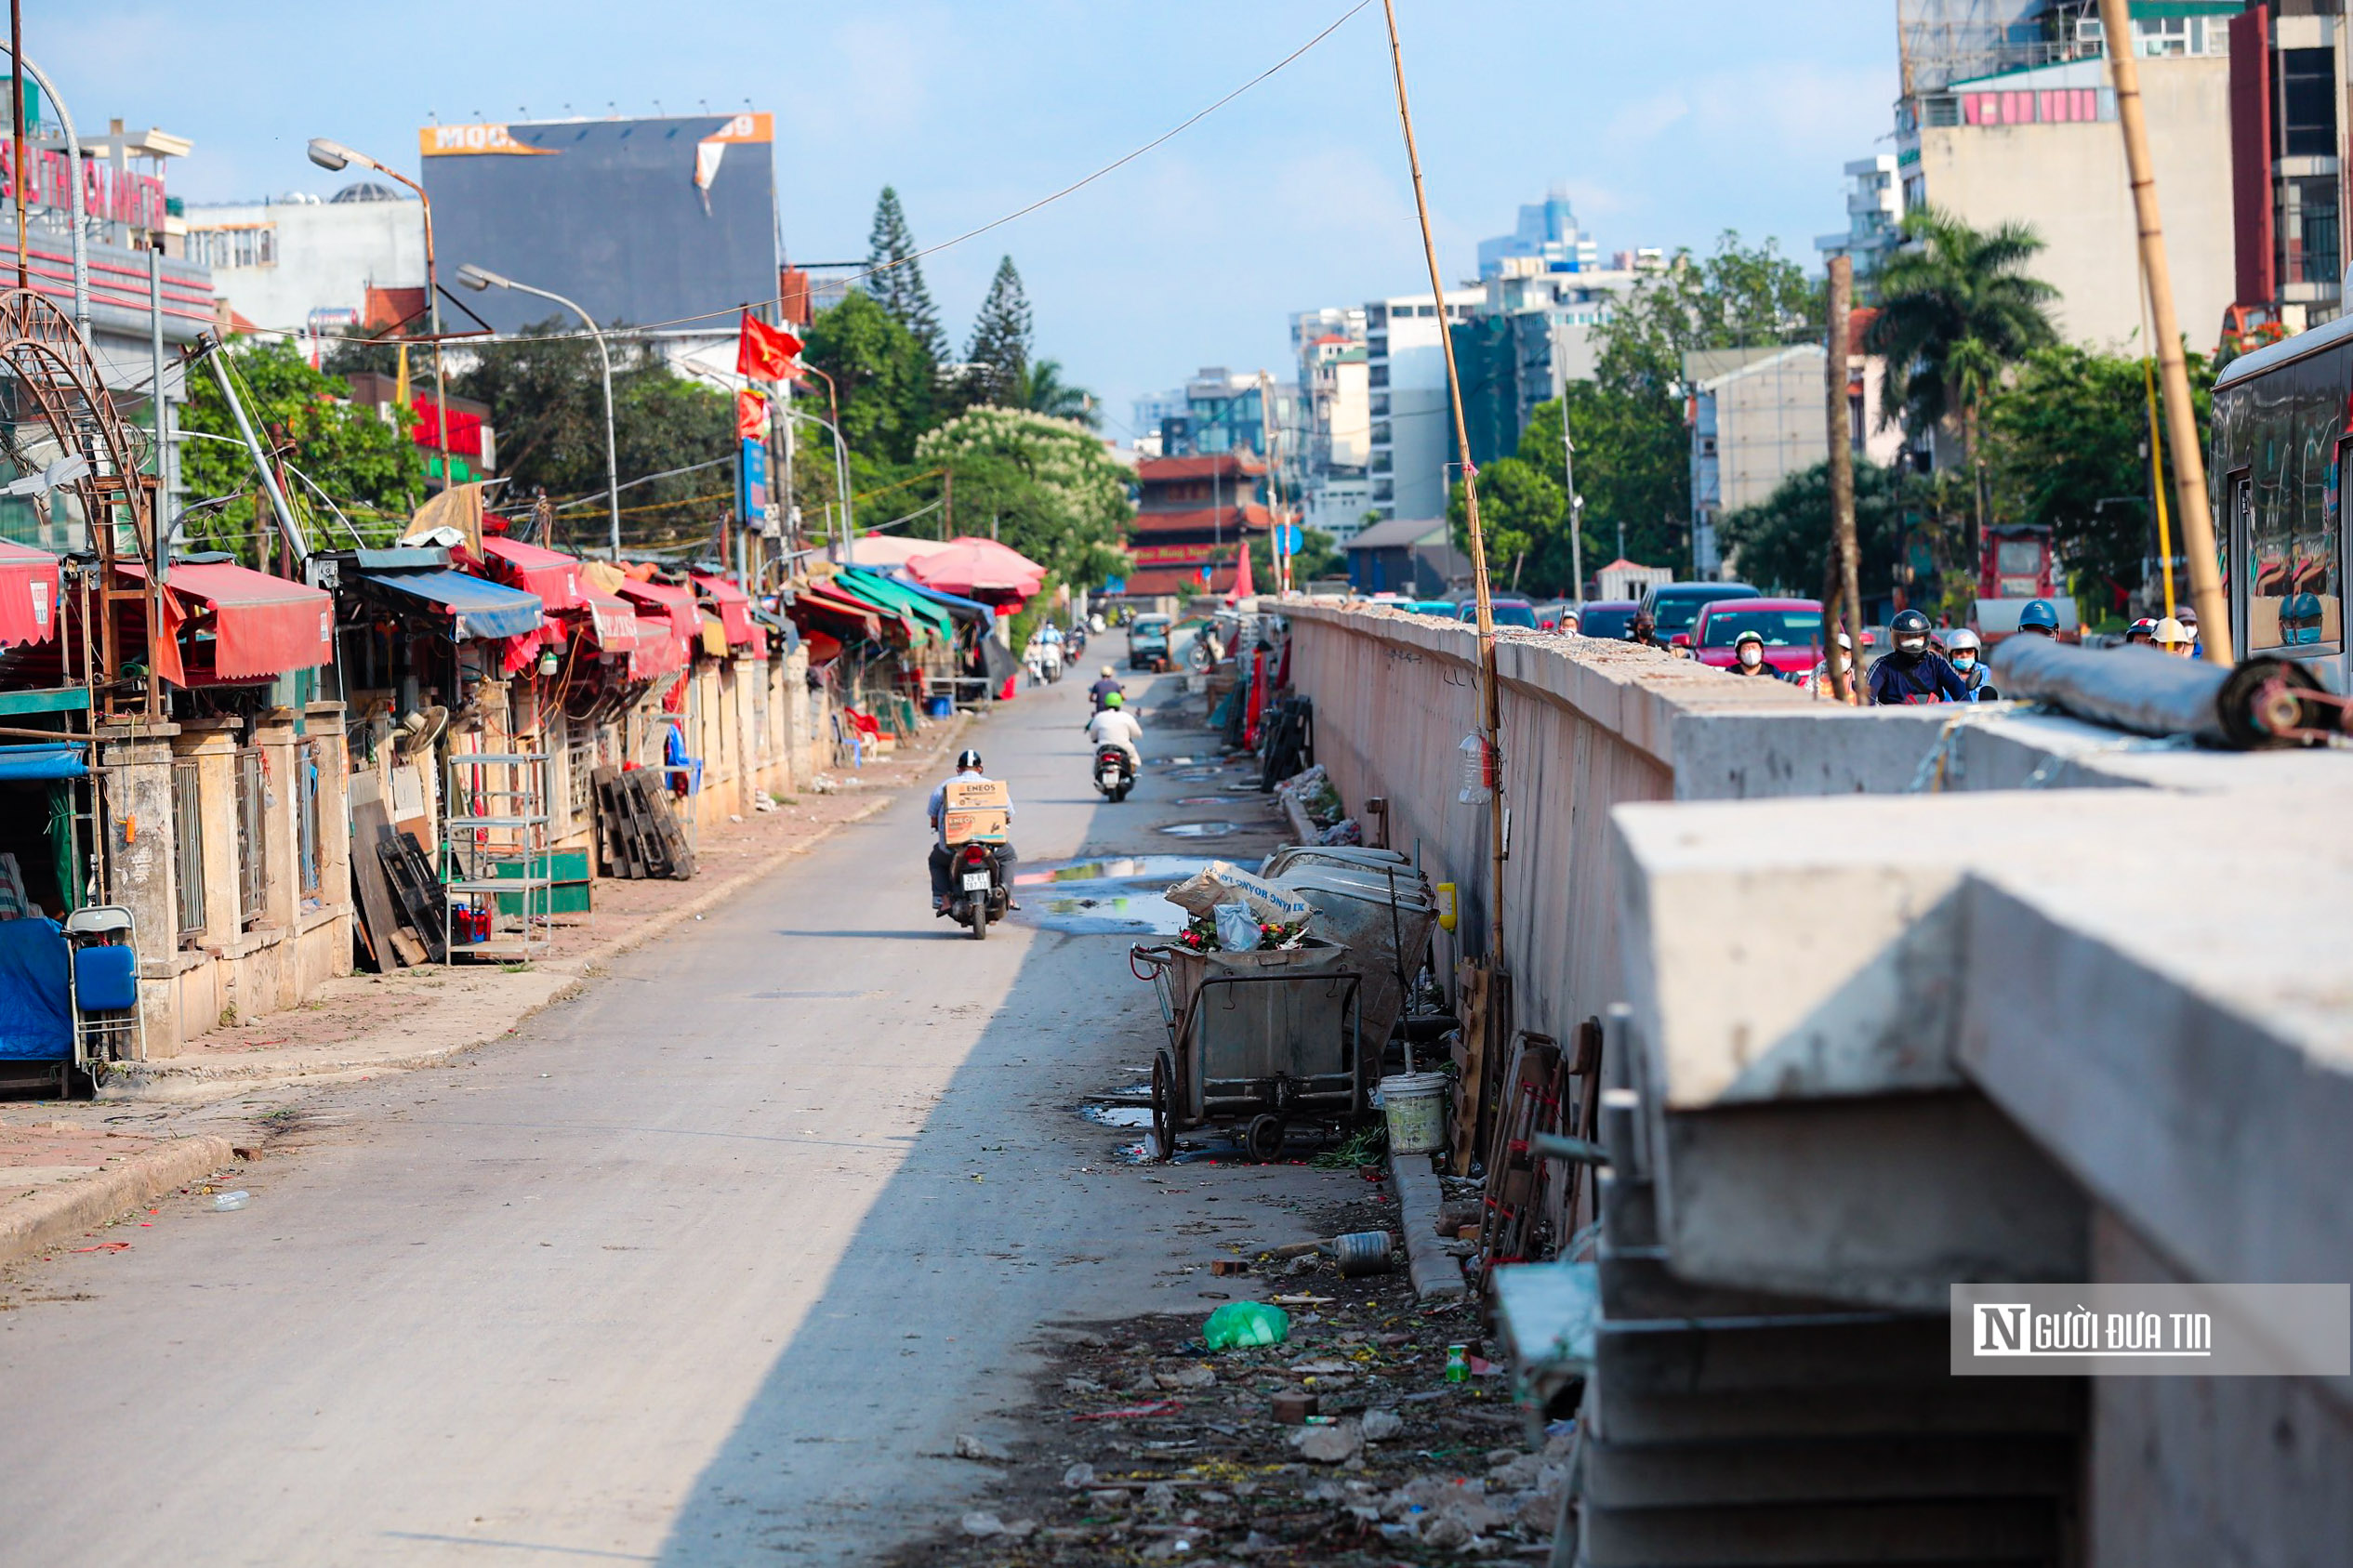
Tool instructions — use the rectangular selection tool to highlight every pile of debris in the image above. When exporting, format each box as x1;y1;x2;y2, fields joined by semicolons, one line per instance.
890;1190;1570;1566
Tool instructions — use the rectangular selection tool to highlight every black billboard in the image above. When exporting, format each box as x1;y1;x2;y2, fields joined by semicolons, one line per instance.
419;114;776;335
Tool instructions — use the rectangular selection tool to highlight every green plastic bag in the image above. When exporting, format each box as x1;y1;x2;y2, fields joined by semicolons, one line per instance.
1202;1300;1290;1351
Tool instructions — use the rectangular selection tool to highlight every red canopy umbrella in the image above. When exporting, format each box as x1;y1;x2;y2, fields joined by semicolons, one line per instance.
906;535;1047;600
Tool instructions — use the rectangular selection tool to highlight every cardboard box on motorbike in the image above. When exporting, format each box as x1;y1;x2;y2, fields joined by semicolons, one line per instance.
942;777;1011;846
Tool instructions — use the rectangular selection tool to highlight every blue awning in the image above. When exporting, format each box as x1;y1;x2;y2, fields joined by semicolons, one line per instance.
892;574;995;627
0;743;86;781
358;566;545;641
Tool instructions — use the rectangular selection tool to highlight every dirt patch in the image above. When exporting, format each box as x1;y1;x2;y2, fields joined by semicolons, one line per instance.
886;1186;1566;1565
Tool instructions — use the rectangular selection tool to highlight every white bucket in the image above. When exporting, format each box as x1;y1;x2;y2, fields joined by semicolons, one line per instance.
1380;1072;1450;1156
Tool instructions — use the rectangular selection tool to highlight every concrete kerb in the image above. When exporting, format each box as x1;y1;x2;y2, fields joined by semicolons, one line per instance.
1;1134;239;1268
104;713;972;1100
1387;1148;1468;1301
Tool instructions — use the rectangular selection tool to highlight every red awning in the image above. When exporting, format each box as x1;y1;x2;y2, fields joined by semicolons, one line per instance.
0;540;59;648
481;537;586;611
691;572;756;647
788;585;885;639
121;561;334;684
615;578;698;663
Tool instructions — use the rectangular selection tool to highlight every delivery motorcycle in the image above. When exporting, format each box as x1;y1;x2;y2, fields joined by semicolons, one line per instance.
946;840;1011;940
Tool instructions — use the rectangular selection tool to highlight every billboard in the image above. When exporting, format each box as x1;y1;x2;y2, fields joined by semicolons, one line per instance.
420;113;776;336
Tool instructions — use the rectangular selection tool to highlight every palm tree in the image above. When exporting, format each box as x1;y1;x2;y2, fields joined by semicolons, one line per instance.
1863;207;2058;551
1019;357;1097;428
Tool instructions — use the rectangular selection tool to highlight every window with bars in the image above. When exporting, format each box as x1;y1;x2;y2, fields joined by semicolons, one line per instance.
172;759;205;942
565;720;596;826
233;747;267;926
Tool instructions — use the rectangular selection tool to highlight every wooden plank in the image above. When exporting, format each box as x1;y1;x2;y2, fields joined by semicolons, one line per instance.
0;686;92;717
348;784;412;972
1451;960;1487;1174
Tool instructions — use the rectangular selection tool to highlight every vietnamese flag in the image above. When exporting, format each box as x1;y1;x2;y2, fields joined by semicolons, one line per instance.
735;388;767;441
736;310;803;381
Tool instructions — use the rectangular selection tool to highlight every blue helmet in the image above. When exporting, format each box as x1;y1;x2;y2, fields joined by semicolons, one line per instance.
2018;599;2059;633
2281;592;2325;645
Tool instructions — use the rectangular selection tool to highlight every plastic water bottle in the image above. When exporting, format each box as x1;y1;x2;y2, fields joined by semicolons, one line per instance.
213;1191;250;1212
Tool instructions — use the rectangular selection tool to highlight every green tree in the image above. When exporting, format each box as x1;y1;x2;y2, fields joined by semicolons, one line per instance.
1018;358;1096;427
1447;454;1564;593
866;185;947;362
455;321;734;551
178;336;422;559
915;407;1130;594
1249;523;1345;588
801;289;937;468
963;255;1033;407
1861;206;2059;549
1980;342;2213;614
1717;459;1912;600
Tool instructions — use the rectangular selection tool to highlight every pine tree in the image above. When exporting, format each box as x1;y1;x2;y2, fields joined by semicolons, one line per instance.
964;256;1033;407
865;185;946;362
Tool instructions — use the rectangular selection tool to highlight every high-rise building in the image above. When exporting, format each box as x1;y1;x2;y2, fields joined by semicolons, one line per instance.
1476;186;1603;279
184;183;426;349
1816;155;1905;287
1289;308;1372;541
1366;287;1485;524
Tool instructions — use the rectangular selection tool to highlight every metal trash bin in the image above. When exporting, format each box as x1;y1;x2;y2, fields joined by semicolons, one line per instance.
1258;859;1435;1056
1130;937;1364;1163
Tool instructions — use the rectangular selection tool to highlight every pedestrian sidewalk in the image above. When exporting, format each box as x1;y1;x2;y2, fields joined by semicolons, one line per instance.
1;717;966;1265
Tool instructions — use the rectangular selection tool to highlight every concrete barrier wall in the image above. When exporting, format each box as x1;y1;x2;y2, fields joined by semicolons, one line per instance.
1287;603;1916;1054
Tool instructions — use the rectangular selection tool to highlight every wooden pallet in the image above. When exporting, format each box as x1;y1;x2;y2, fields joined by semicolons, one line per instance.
378;831;448;964
592;766;696;880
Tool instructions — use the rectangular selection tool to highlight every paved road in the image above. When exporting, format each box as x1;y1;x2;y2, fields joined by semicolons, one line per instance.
0;648;1322;1565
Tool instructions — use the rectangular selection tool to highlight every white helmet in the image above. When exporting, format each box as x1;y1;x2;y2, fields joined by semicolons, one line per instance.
1946;627;1981;654
1831;630;1853;652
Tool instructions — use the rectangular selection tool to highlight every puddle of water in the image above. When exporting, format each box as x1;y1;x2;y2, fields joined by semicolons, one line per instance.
1008;855;1212;935
1170;767;1228;782
1176;795;1243;807
1159;821;1242;838
1081;1105;1157;1128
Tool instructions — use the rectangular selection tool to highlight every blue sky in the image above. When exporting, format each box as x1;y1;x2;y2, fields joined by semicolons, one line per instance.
46;0;1897;432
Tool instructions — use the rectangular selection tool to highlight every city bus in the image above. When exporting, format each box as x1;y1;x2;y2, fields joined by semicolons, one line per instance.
2209;320;2351;692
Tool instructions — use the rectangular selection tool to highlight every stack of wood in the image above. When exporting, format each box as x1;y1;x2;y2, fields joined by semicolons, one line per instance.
593;766;696;880
1470;1018;1605;1290
349;774;447;970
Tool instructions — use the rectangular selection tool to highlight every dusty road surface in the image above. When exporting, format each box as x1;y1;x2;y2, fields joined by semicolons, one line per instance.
0;646;1340;1566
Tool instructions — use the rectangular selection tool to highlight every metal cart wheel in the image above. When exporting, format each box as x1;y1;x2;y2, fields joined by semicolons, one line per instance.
1245;1113;1287;1164
1151;1049;1177;1162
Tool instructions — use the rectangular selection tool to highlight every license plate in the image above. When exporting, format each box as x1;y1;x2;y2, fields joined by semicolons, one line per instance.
1099;771;1120;786
961;872;992;891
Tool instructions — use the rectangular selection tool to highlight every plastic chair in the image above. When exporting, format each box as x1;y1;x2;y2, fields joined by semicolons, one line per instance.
64;905;145;1071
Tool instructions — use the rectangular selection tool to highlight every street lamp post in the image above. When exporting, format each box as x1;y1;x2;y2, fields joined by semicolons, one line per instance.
787;409;853;565
456;264;621;561
308;138;449;505
0;49;87;332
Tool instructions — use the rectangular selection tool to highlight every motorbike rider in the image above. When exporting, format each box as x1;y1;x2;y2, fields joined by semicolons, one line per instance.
1085;691;1144;775
2016;599;2061;639
1945;626;1998;700
1725;628;1780;679
2155;615;2197;657
1869;607;1972;705
1805;630;1860;703
2122;616;2158;648
927;748;1016;914
1089;665;1125;712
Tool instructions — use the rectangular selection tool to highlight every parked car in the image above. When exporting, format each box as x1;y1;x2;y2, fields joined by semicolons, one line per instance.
1405;600;1457;618
1575;600;1639;640
1453;598;1540;629
1691;599;1826;677
1638;581;1762;649
1129;613;1172;670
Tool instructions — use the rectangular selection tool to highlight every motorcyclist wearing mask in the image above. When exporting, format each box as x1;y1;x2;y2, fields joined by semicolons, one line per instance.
1725;628;1781;679
1085;691;1144;772
1805;630;1860;704
1945;626;1998;700
1868;608;1972;705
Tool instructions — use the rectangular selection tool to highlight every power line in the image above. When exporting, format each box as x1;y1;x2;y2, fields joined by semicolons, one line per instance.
210;0;1376;350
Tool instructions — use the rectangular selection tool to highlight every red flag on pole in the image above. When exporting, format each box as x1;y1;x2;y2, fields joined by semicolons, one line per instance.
735;389;767;441
1226;542;1256;602
736;311;803;381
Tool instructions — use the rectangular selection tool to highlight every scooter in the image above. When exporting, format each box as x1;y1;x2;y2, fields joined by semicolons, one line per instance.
945;840;1011;941
1092;745;1135;803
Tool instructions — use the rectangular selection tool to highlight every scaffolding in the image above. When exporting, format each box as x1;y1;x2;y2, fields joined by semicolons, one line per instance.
1897;0;2101;95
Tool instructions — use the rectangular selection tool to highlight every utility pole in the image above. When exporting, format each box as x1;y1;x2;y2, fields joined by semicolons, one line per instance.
2098;0;2229;663
1559;405;1583;601
1381;0;1506;968
1259;369;1287;594
1825;255;1862;703
8;0;23;292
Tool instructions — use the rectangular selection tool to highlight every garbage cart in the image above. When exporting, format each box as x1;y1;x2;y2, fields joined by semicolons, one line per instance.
1130;938;1364;1163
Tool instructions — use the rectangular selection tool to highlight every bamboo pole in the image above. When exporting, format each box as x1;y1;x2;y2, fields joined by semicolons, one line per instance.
1825;256;1862;704
2098;0;2229;663
1380;0;1506;967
